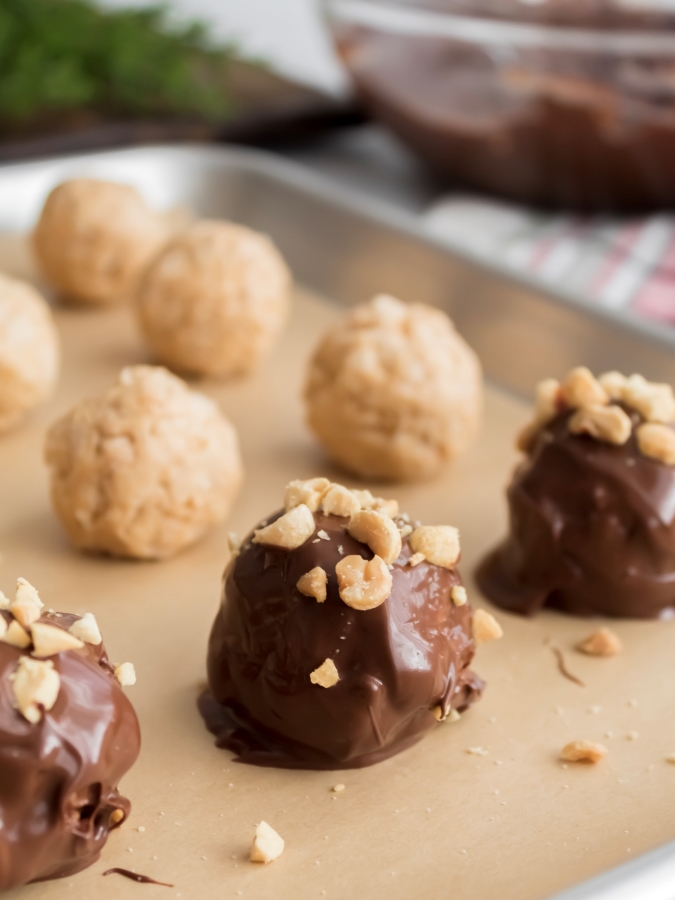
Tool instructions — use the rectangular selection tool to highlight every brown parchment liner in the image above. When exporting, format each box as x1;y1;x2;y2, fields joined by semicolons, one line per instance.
2;235;675;900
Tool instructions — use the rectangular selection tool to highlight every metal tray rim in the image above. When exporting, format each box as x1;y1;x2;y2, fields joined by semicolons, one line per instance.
1;141;674;900
3;141;675;363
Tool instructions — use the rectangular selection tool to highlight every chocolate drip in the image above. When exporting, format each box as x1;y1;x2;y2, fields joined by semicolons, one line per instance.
0;611;140;890
549;645;585;687
103;868;173;887
477;404;675;617
200;510;483;769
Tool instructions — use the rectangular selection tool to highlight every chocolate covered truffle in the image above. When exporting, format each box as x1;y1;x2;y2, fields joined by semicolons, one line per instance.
200;479;499;769
478;367;675;618
0;578;140;890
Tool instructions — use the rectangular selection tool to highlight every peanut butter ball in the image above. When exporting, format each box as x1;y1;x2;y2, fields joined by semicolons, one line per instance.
44;365;243;560
33;179;168;306
135;220;291;378
199;478;497;769
0;273;59;433
304;294;482;481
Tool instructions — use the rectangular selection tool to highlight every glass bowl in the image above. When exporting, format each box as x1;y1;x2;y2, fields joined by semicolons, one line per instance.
324;0;675;210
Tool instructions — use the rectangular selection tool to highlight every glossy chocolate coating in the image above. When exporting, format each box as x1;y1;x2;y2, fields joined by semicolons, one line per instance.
477;405;675;618
0;611;140;890
201;510;483;769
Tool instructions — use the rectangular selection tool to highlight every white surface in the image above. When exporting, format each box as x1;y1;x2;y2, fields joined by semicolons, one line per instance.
98;0;347;93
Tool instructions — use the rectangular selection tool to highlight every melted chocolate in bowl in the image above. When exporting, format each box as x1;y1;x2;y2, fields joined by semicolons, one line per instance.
0;611;140;890
200;511;483;769
477;405;675;618
338;27;675;210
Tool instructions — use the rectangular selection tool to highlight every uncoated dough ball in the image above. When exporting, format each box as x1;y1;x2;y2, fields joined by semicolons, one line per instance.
33;179;168;305
44;366;243;560
135;220;291;378
0;273;59;433
304;294;482;481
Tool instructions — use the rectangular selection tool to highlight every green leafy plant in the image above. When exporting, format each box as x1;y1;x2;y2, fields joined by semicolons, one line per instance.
0;0;240;124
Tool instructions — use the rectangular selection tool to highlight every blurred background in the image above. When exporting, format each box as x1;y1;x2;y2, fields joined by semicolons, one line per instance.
99;0;346;93
5;0;675;324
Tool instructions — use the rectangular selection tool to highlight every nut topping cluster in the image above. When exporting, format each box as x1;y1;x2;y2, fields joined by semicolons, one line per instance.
252;504;315;550
347;510;401;565
249;479;503;690
518;367;675;464
335;555;392;611
0;578;135;723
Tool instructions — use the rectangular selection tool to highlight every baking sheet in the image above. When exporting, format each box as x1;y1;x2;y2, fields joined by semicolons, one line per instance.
3;144;675;401
1;233;675;900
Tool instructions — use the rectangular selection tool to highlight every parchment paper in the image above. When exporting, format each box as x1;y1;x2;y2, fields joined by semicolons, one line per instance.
2;236;674;900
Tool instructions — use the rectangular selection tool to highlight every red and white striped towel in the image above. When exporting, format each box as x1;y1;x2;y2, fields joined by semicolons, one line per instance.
424;196;675;324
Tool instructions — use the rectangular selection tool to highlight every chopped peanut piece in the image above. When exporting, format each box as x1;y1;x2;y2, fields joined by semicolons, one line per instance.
599;371;627;400
3;620;31;649
516;378;562;453
351;489;375;509
310;658;339;688
517;380;561;453
577;627;622;657
433;706;461;723
371;497;399;518
227;532;241;558
352;490;398;517
516;419;543;454
407;552;425;567
68;613;102;646
332;784;345;793
535;378;561;420
398;524;413;539
115;662;136;686
348;510;402;565
321;484;360;518
12;657;60;724
250;821;284;864
560;367;609;409
451;585;467;606
473;609;503;644
637;423;675;465
109;809;125;825
623;374;675;424
10;578;44;628
409;525;460;569
560;740;608;763
335;555;392;610
297;567;328;603
284;478;330;513
568;404;632;445
31;622;84;658
253;504;315;550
